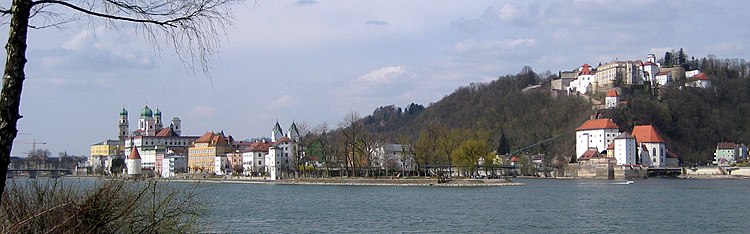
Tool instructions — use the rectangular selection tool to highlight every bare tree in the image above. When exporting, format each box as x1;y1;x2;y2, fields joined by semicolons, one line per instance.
356;131;383;177
414;120;441;177
338;111;363;177
0;0;241;199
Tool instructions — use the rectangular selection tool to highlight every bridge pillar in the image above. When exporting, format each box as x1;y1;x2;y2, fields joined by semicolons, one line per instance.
29;171;37;178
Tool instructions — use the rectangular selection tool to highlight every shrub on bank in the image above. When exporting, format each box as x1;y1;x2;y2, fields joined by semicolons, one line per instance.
0;178;206;233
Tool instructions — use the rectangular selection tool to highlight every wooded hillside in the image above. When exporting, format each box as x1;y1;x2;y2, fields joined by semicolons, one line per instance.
357;55;750;166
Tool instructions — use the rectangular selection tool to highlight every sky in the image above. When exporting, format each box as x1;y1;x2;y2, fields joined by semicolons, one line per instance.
2;0;749;156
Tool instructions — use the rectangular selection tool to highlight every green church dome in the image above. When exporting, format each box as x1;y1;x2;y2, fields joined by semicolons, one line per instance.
120;108;128;116
154;108;162;117
141;105;153;118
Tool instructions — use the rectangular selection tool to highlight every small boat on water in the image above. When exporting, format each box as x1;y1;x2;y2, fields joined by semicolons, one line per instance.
625;180;634;184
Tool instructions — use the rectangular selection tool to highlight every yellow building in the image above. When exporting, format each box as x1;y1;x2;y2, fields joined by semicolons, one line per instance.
188;132;234;173
90;140;123;157
89;140;123;171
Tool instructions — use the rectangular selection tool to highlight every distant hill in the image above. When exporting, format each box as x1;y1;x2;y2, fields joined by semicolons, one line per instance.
360;66;593;162
357;56;750;166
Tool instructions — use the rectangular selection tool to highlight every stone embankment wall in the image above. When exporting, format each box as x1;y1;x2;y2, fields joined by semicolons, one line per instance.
567;163;647;179
683;166;750;177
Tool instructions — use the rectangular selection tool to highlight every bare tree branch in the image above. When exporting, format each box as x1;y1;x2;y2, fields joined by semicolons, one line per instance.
33;0;182;27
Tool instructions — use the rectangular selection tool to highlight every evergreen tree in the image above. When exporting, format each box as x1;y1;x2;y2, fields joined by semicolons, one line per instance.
497;133;510;155
677;48;687;65
663;52;674;67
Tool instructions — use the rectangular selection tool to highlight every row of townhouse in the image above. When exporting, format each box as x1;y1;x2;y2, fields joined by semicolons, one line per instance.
91;105;304;180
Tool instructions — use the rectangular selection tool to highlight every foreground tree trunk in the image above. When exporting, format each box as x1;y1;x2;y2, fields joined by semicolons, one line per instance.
0;0;31;202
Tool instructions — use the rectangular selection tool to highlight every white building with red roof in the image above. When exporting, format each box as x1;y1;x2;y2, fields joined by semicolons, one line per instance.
241;141;272;176
685;71;711;89
632;125;667;167
126;146;142;177
575;118;620;159
568;63;595;94
605;89;620;109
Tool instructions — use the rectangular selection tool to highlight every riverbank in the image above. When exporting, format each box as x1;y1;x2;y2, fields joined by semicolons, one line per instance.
161;177;525;187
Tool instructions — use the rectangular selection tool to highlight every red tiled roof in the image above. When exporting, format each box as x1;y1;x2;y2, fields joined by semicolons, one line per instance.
580;63;592;75
692;73;708;80
643;61;656;66
577;149;599;161
606;89;618;97
128;147;141;159
717;142;737;150
576;118;619;131
632;125;665;143
273;136;293;146
607;143;614;150
195;132;229;145
155;128;179;137
247;142;272;152
656;71;671;76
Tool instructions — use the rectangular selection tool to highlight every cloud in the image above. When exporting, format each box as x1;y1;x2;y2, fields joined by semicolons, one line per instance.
188;105;217;118
451;4;541;31
33;27;156;74
294;0;317;6
62;30;91;50
357;66;406;84
271;95;299;108
454;38;537;54
365;20;389;26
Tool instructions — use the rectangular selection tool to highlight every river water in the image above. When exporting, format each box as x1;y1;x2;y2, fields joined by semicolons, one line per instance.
196;178;750;233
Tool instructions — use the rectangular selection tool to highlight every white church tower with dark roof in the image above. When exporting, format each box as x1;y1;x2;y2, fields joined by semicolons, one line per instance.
287;121;301;142
271;121;284;142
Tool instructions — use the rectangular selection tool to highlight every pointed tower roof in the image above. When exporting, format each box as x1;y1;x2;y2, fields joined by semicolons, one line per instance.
272;121;284;135
580;63;592;75
128;147;141;159
288;121;300;136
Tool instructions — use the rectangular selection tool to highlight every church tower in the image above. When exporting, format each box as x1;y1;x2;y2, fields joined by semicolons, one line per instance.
138;105;156;136
119;108;129;141
170;117;182;136
154;108;163;132
271;121;284;142
287;121;300;142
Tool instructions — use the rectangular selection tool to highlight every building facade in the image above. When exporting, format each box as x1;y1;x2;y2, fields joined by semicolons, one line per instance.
613;133;637;165
632;125;667;168
575;118;620;159
188;132;234;173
